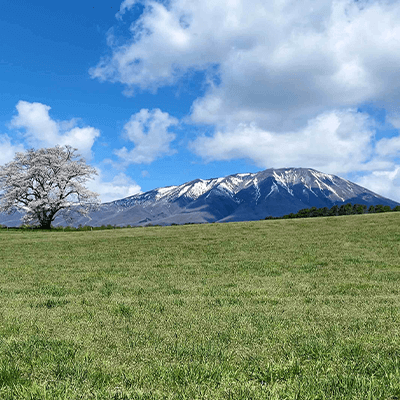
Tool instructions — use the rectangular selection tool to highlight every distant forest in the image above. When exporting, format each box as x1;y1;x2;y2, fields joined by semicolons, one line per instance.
265;203;400;220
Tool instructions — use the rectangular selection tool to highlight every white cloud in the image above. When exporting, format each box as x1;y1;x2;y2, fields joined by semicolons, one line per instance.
355;167;400;202
11;101;58;140
87;170;141;203
190;0;400;130
115;108;178;165
387;114;400;129
0;135;25;165
92;0;400;130
116;0;138;19
10;101;100;159
91;0;400;201
190;109;376;175
375;135;400;157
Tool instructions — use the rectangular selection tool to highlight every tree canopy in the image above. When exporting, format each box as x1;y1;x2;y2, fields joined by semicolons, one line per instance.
0;146;99;229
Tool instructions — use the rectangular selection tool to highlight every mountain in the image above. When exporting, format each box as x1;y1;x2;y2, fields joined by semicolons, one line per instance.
1;167;398;227
57;167;400;226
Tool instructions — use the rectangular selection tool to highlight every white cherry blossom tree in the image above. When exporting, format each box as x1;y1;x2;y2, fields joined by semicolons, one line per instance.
0;145;99;229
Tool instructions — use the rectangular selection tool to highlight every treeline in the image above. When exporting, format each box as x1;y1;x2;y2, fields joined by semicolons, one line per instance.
265;203;400;220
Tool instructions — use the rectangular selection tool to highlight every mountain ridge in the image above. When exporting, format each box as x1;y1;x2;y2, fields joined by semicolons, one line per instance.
0;167;398;227
78;167;399;226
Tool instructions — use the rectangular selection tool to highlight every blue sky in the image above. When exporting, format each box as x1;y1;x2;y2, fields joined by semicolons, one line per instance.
1;0;400;202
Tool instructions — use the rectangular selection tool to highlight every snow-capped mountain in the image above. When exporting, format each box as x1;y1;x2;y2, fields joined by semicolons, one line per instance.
73;167;399;226
1;167;398;227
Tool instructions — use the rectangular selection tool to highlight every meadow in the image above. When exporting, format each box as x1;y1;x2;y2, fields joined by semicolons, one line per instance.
0;213;399;399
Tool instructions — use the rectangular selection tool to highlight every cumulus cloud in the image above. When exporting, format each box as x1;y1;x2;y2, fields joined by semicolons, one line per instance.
10;101;100;159
87;170;141;203
0;135;25;165
91;0;400;201
375;135;400;157
356;167;400;202
190;0;400;130
92;0;400;130
190;109;377;175
115;108;178;165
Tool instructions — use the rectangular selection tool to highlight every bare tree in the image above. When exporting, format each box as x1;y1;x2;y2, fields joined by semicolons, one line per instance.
0;146;100;229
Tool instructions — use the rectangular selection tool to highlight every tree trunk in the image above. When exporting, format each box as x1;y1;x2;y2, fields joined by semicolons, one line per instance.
39;220;52;229
39;211;56;229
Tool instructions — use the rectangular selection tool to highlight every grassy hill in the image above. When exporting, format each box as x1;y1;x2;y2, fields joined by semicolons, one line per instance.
0;213;399;399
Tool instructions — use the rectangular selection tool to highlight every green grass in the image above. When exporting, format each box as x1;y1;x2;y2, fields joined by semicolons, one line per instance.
0;213;399;399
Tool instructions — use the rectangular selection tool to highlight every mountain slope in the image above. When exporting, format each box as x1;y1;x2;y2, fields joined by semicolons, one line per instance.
75;167;400;226
1;167;398;227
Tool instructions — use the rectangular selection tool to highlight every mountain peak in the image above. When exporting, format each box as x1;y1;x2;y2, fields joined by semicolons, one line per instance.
1;167;397;227
89;167;397;226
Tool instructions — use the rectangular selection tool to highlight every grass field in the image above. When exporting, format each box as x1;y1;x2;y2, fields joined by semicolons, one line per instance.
0;213;399;399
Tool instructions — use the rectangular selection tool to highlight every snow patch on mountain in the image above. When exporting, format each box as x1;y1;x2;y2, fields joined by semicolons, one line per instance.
156;186;177;199
273;171;294;196
254;177;261;203
266;182;279;198
187;179;218;199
